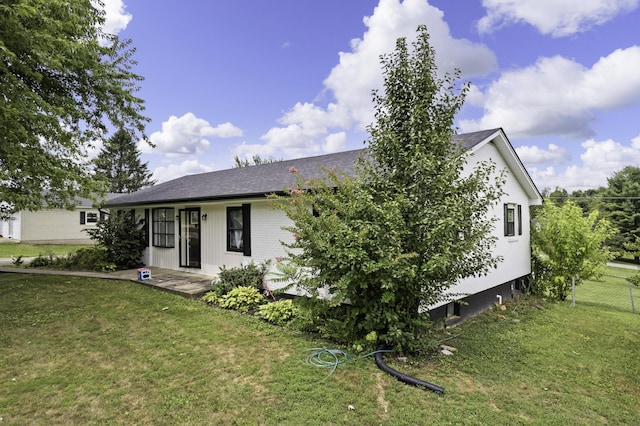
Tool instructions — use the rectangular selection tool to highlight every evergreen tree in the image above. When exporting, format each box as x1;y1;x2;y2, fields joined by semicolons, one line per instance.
601;166;640;256
93;129;155;193
571;187;606;215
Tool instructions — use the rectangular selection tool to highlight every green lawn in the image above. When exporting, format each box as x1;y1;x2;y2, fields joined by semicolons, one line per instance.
0;243;90;258
1;271;638;425
575;266;640;313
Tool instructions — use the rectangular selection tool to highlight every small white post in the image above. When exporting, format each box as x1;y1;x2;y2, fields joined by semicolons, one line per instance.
571;276;576;307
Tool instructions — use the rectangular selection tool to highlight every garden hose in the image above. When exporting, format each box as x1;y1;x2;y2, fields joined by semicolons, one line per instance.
300;346;444;395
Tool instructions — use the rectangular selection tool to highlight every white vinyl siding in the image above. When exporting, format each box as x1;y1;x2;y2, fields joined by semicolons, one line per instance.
19;208;99;244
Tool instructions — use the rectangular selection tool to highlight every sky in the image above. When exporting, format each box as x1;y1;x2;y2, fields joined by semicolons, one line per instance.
97;0;640;193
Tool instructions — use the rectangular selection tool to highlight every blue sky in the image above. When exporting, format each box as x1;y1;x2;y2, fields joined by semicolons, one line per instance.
99;0;640;193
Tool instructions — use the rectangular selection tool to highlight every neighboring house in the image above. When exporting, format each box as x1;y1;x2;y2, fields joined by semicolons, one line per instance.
0;197;110;244
106;128;542;322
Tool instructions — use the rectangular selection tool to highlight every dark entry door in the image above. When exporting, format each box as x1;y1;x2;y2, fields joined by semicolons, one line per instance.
179;208;201;268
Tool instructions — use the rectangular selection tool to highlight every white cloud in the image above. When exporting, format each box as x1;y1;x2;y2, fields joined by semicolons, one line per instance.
260;124;322;158
252;0;497;159
579;138;640;170
325;0;497;131
258;102;351;157
95;0;132;35
142;113;242;156
465;84;485;107
233;142;277;160
152;160;214;183
516;144;570;165
527;137;640;191
460;47;640;139
323;132;348;153
478;0;639;37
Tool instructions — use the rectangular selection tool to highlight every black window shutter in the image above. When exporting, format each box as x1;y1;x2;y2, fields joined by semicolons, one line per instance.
80;211;86;225
242;203;251;256
503;204;508;236
144;209;150;245
517;204;523;235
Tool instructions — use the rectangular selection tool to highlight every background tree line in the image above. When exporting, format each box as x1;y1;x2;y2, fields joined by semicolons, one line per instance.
542;165;640;262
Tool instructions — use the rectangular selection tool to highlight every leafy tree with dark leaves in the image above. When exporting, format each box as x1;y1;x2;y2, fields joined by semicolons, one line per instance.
93;129;155;193
545;187;569;205
570;187;606;215
271;26;504;351
0;0;149;212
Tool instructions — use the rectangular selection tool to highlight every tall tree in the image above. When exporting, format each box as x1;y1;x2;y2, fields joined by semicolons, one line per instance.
624;237;640;262
531;200;616;300
545;187;569;205
93;129;155;193
0;0;149;212
601;166;640;256
571;187;606;215
271;26;504;351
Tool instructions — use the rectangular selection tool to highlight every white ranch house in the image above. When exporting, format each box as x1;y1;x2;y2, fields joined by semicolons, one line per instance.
106;128;542;322
0;197;107;244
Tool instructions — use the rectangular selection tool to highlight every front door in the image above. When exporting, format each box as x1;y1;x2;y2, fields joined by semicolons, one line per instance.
179;208;201;268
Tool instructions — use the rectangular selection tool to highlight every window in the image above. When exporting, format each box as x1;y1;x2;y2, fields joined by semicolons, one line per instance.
227;204;251;256
504;203;523;236
152;208;175;247
446;301;461;318
80;211;98;224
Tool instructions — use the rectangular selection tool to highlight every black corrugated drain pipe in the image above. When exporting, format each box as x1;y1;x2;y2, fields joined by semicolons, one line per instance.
374;344;445;395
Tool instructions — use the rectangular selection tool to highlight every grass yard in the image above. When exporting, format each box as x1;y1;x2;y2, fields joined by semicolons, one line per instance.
0;243;90;259
1;271;639;425
575;266;640;313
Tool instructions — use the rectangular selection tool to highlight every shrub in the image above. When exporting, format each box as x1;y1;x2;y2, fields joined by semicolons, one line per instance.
61;247;116;272
627;274;640;287
288;297;356;343
28;247;116;272
258;299;299;326
213;261;271;296
219;286;265;312
85;212;146;270
201;291;220;305
29;253;60;268
210;278;234;297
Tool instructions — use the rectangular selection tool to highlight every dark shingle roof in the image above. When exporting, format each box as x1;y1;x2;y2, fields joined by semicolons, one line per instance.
451;128;501;150
107;149;366;207
106;129;500;207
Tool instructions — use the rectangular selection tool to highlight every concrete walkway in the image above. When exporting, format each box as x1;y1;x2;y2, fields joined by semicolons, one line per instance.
0;262;214;299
